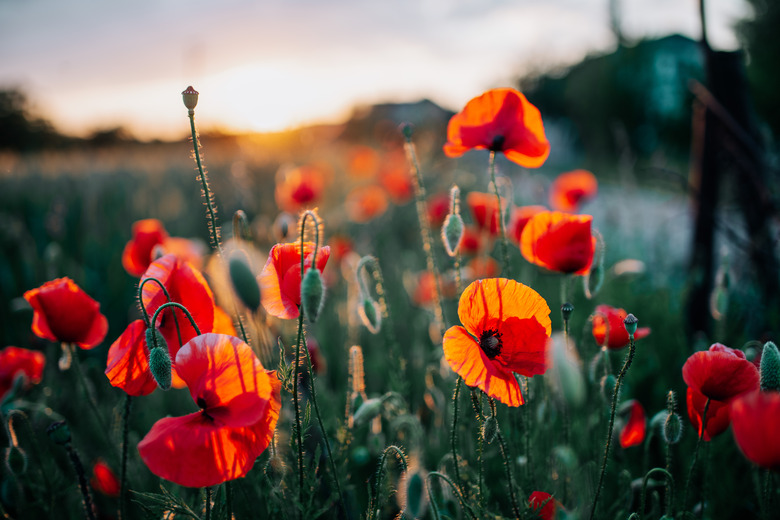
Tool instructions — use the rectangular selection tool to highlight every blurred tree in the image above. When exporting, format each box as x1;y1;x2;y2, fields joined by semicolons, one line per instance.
737;0;780;137
0;89;65;151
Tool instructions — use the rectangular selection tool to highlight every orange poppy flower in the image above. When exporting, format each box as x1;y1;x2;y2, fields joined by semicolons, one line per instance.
274;165;326;213
106;255;217;394
443;278;551;406
591;305;651;350
682;343;759;440
619;400;647;448
508;205;546;245
91;459;120;497
348;145;379;178
443;88;550;168
466;192;504;237
731;391;780;470
137;333;281;487
0;346;45;401
259;242;330;320
520;211;596;275
24;277;108;349
346;185;389;223
122;219;204;277
549;170;598;212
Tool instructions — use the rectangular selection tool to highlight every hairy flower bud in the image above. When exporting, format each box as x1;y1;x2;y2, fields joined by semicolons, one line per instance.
229;251;261;312
301;268;325;323
760;341;780;392
442;213;464;257
663;412;683;444
482;415;498;444
149;347;172;391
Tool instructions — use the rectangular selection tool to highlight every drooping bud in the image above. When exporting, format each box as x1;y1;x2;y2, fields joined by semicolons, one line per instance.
358;297;382;334
4;446;27;476
623;313;638;339
600;374;617;401
232;209;251;242
181;86;199;112
46;421;71;445
353;398;384;426
148;347;172;391
482;415;498;444
561;302;574;322
760;341;780;392
301;268;325;323
229;250;261;312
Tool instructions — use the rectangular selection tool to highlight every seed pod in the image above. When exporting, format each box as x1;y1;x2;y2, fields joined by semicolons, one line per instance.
301;268;325;323
229;250;261;312
561;302;574;322
149;347;172;391
760;341;780;392
623;313;638;338
181;86;199;111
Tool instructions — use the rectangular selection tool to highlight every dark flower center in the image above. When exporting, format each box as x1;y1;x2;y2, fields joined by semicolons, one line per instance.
197;397;214;422
490;135;505;151
479;329;503;359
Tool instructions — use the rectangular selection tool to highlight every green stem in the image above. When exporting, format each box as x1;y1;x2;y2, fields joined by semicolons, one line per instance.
426;472;479;520
488;151;511;278
149;302;202;340
293;310;305;519
639;468;674;519
368;445;407;520
490;398;522;519
470;388;485;508
682;398;710;514
138;277;184;348
204;486;212;520
226;481;233;520
450;377;464;495
589;335;637;520
762;469;772;520
70;346;113;453
65;443;96;520
118;394;132;520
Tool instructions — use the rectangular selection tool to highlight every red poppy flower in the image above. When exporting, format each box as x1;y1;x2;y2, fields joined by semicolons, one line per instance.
731;391;780;470
509;205;547;245
520;211;596;275
259;242;330;320
460;225;483;256
0;346;45;401
443;88;550;168
427;192;451;229
348;145;379;178
528;491;557;520
137;333;281;487
274;165;327;213
410;271;456;308
443;278;551;406
466;192;504;237
122;219;204;277
378;151;413;204
328;235;353;262
591;305;651;350
549;170;598;212
682;343;759;440
24;277;108;349
346;185;389;223
105;320;158;396
619;400;647;448
91;459;120;497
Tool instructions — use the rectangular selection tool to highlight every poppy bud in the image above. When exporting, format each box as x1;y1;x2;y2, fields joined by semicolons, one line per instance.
5;446;27;476
482;415;498;444
663;412;683;444
400;122;414;141
229;251;261;312
760;341;780;392
273;213;295;242
561;302;574;322
358;297;382;334
623;313;638;339
301;268;325;323
441;213;464;257
181;86;199;111
600;374;617;401
353;398;384;426
400;471;426;518
149;347;172;391
46;421;71;445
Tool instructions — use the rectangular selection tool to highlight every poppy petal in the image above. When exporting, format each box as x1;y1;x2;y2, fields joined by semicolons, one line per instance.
686;387;731;441
122;219;169;277
0;346;45;401
731;391;780;470
443;325;523;406
520;211;595;275
105;320;158;396
619;400;647;448
494;316;549;377
682;346;759;401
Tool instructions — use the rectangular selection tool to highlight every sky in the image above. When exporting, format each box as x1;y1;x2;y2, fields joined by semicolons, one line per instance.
0;0;750;140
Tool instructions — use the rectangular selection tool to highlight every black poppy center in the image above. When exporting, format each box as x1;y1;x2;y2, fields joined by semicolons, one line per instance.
479;329;503;359
490;135;505;151
197;397;214;421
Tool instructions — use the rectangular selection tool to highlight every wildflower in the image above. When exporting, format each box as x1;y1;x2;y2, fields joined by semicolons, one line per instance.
443;278;551;406
91;459;120;497
24;277;108;349
549;170;598;212
347;145;379;178
466;191;503;237
274;165;327;213
346;185;389;223
122;219;204;277
137;333;281;487
520;211;596;275
459;225;483;255
730;390;780;470
427;192;451;229
0;347;45;401
259;242;330;320
618;400;647;448
443;88;550;168
682;343;759;440
409;271;456;308
591;305;651;350
378;150;413;204
528;491;557;520
508;205;547;245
